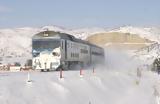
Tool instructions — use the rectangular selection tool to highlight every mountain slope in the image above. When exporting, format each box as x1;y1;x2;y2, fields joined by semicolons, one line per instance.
0;26;107;64
110;26;160;43
87;32;153;49
0;26;159;64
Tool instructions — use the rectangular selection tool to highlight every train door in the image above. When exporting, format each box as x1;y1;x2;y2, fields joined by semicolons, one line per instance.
65;40;67;60
60;39;68;60
60;39;65;61
89;46;92;65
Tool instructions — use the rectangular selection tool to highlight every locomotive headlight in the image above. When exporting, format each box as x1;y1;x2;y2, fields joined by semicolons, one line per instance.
52;47;61;57
43;33;49;37
52;52;60;57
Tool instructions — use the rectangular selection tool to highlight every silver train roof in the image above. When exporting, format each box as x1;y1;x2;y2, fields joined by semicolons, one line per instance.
32;31;103;49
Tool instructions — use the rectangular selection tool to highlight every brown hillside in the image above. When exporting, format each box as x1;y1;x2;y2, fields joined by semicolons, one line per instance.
86;32;154;50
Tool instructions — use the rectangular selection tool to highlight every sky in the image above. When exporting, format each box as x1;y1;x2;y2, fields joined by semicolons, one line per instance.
0;0;160;28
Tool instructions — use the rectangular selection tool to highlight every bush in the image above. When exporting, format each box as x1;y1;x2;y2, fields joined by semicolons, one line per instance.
14;62;21;66
25;59;32;66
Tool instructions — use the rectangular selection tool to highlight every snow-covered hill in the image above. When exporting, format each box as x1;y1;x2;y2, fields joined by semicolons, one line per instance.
0;25;159;64
0;27;39;64
133;42;160;65
110;26;160;43
40;26;107;39
0;26;107;64
107;26;160;66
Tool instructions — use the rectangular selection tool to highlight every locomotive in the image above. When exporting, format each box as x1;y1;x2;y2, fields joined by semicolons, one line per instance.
32;31;105;71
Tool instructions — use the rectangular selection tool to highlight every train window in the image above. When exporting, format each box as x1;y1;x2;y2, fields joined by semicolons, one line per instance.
32;39;60;51
67;43;69;48
80;49;88;54
91;51;103;56
70;53;79;58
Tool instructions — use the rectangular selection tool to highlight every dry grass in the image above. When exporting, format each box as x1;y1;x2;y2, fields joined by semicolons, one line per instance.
86;32;153;50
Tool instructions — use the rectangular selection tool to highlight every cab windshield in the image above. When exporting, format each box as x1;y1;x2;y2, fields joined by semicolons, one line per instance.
32;39;60;57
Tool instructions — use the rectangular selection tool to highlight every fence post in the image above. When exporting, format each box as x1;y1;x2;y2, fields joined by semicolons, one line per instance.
80;68;83;77
60;68;63;79
93;67;95;74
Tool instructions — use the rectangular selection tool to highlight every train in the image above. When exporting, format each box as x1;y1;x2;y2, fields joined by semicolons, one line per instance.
32;31;105;71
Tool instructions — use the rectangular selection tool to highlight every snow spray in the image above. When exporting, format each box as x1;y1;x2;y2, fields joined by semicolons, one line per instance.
153;85;160;104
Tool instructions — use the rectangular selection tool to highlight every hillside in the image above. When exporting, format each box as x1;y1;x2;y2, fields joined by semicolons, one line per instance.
0;26;107;64
87;32;154;50
0;26;159;64
111;26;160;43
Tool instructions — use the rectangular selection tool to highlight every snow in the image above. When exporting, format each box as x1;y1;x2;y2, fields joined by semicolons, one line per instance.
0;26;107;64
133;42;160;65
0;48;159;104
110;26;160;43
0;25;160;104
0;68;159;104
0;25;160;65
0;27;39;64
107;26;160;66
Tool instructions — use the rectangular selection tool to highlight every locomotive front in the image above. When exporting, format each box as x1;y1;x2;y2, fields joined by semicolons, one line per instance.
32;31;61;71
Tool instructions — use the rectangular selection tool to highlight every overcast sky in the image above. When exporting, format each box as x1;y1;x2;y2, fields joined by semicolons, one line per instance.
0;0;159;28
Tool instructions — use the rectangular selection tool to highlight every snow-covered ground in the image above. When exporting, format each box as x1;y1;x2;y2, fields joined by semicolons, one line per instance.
0;68;159;104
0;47;160;104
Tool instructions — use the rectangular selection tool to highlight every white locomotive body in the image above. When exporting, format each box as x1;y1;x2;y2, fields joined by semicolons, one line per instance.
32;31;104;71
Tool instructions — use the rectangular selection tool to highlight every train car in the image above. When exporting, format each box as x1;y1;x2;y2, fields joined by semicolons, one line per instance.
32;31;104;71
